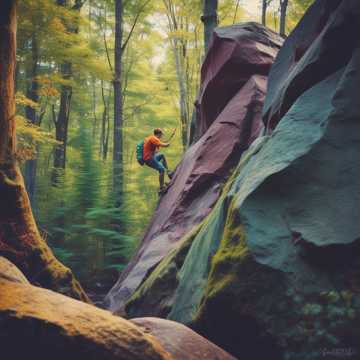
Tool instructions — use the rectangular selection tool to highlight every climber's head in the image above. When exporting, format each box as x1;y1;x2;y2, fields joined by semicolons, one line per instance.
154;128;163;139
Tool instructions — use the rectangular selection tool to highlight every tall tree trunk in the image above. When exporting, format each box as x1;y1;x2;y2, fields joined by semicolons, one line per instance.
53;62;72;171
0;1;16;164
113;0;123;206
52;0;83;185
0;0;89;302
201;0;218;53
24;156;38;208
262;0;268;26
280;0;289;37
24;34;40;206
91;77;98;140
100;80;111;160
172;39;189;150
25;34;39;125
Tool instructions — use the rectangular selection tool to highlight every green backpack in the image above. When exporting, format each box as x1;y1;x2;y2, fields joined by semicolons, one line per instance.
136;140;145;166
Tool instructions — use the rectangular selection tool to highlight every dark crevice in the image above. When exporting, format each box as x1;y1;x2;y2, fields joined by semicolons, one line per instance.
299;237;360;269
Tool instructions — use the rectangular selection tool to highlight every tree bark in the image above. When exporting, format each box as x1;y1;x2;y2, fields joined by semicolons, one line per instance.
0;0;89;302
25;34;39;125
280;0;289;37
52;0;83;185
262;0;268;26
172;39;189;150
113;0;123;205
0;1;17;165
24;34;40;205
100;80;111;160
54;62;72;170
201;0;218;53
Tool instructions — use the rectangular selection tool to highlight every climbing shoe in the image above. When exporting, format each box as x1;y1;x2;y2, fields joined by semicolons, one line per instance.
167;170;174;179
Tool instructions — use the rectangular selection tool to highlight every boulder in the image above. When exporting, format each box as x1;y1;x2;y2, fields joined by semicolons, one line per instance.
0;261;233;360
0;274;172;360
0;256;28;284
131;318;237;360
193;22;283;141
123;1;360;359
105;23;283;314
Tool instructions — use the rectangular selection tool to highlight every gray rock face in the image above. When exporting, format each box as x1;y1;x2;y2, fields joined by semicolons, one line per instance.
263;0;358;130
190;1;360;359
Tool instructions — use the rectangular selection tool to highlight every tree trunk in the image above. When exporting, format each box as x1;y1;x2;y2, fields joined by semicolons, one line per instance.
25;34;39;125
24;156;38;207
100;80;111;160
24;34;40;205
280;0;289;37
0;1;16;164
52;0;83;185
113;0;123;206
54;62;72;170
201;0;218;53
0;0;89;302
172;39;189;150
262;0;268;26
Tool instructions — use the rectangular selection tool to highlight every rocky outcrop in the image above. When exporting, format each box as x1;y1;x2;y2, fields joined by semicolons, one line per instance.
105;23;283;313
131;318;237;360
0;259;234;360
193;22;283;141
123;1;360;359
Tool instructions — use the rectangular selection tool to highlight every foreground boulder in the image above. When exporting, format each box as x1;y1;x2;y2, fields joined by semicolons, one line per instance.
0;278;171;359
0;259;234;360
105;23;283;313
0;256;29;284
131;318;236;360
124;1;360;359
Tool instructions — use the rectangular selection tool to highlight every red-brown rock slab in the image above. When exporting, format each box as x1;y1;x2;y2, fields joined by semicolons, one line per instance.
131;317;238;360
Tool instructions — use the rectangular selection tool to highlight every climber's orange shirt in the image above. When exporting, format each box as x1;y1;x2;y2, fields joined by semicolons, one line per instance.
143;135;162;161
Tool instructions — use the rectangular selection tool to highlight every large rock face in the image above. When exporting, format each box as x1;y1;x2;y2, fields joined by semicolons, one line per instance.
124;1;360;359
105;23;283;313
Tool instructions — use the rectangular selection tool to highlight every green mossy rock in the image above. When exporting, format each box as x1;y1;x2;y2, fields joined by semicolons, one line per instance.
125;228;200;318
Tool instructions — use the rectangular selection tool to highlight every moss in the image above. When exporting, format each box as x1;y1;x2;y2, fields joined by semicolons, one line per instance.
198;207;248;303
125;225;202;318
193;202;284;359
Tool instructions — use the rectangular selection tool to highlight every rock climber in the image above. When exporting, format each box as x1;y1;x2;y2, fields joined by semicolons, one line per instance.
143;128;176;193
